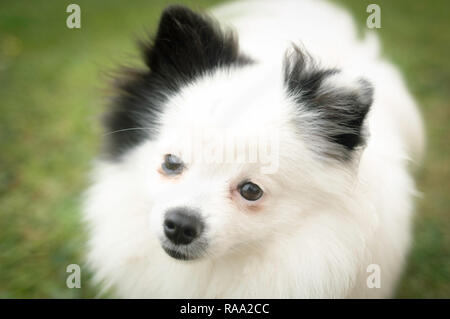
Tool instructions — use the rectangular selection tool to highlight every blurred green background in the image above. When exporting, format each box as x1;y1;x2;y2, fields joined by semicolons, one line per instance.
0;0;448;298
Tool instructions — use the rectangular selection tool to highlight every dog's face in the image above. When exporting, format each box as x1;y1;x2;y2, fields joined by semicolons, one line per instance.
102;6;373;262
144;66;304;261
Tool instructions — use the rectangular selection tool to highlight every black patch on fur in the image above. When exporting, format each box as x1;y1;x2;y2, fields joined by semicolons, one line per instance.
103;5;252;159
284;46;373;160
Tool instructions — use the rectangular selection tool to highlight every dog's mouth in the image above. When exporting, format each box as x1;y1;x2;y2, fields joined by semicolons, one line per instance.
160;239;208;261
162;246;197;261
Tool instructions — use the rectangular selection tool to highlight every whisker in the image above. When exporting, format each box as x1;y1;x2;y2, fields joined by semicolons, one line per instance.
102;127;154;136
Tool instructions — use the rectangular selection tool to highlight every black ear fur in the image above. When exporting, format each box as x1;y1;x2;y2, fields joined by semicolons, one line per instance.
103;5;252;159
284;46;373;160
142;5;251;83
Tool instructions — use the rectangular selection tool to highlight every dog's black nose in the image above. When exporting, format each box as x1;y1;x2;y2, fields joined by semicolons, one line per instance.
164;208;204;245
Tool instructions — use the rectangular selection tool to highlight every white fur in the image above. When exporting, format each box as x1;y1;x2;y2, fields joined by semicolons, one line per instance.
83;0;424;298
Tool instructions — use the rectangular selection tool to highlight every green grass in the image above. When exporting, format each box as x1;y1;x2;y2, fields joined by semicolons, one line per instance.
0;0;448;298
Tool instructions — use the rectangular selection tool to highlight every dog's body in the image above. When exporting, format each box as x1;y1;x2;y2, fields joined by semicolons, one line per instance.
84;0;424;298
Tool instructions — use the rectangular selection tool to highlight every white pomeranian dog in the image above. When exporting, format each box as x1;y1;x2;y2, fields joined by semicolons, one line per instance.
83;0;424;298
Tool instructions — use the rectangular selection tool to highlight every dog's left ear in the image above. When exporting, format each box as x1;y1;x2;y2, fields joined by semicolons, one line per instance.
142;5;250;82
284;47;374;161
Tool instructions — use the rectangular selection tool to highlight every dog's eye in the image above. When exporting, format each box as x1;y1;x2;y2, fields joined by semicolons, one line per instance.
162;154;184;175
239;181;263;201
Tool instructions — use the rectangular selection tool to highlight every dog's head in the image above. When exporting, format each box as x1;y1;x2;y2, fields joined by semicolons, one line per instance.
102;6;373;261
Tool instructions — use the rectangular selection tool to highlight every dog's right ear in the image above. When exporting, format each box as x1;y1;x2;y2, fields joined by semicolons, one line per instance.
141;5;251;82
284;46;373;161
